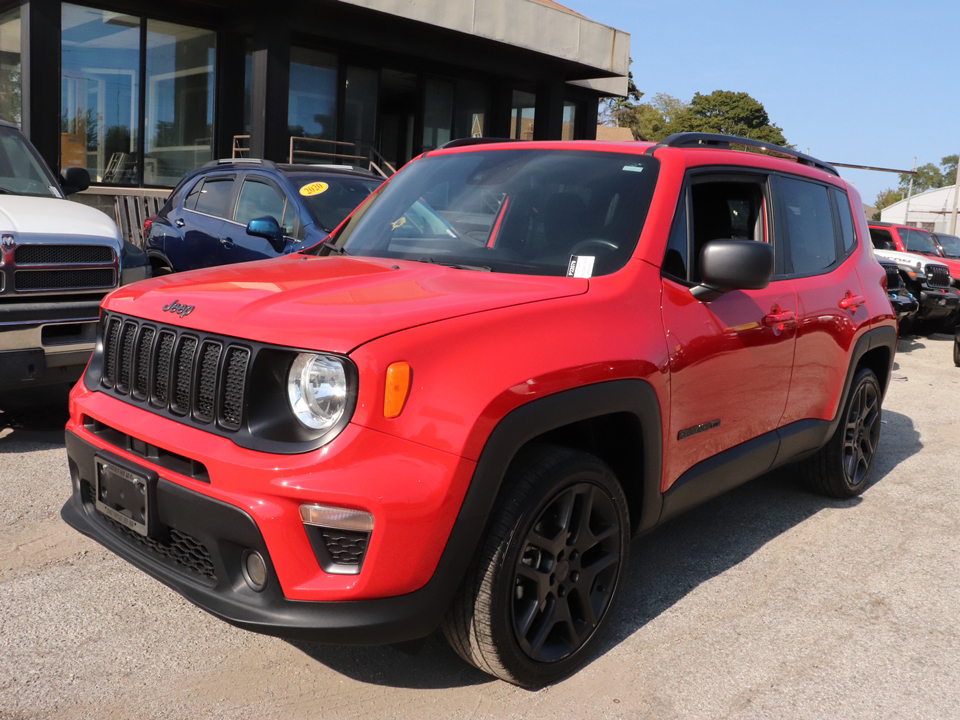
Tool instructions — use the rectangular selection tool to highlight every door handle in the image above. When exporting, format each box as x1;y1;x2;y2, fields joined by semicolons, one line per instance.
762;311;796;327
220;237;235;248
174;218;185;228
839;294;865;310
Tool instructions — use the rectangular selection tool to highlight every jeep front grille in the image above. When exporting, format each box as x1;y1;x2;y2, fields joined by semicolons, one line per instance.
927;265;950;288
100;313;250;432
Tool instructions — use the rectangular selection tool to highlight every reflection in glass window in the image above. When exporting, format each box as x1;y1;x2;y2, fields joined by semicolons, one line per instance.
343;66;378;154
61;5;140;183
511;90;536;140
190;176;234;217
562;101;577;141
781;177;837;275
454;79;488;140
235;179;287;228
146;20;215;186
289;48;337;143
423;78;454;151
0;7;20;127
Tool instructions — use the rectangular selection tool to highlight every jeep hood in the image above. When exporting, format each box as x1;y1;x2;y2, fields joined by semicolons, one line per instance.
0;195;122;242
104;254;588;353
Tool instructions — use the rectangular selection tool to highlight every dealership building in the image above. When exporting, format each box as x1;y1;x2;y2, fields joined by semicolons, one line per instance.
0;0;629;193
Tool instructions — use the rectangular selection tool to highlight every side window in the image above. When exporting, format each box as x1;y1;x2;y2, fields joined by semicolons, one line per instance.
832;188;857;253
688;179;766;281
234;177;288;229
869;227;895;251
187;176;235;218
662;188;688;281
778;176;837;276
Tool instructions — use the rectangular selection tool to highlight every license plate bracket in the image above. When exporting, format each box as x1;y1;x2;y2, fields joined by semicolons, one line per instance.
95;455;159;538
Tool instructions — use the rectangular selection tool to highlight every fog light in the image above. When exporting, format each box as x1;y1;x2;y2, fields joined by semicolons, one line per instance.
241;549;268;591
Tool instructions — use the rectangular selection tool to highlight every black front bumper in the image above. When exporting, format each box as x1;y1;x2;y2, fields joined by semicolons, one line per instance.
917;287;960;319
61;430;480;645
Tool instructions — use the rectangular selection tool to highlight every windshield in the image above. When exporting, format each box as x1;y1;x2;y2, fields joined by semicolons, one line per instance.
0;125;60;197
317;148;660;277
294;174;382;232
900;227;939;255
934;233;960;258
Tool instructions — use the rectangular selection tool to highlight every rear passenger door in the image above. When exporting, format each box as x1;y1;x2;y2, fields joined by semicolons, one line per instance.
776;176;869;427
660;172;797;485
173;173;236;271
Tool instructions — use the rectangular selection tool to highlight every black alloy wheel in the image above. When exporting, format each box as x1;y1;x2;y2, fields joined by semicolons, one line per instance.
442;445;629;687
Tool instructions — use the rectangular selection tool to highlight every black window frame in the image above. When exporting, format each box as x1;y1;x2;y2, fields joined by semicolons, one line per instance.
662;168;773;285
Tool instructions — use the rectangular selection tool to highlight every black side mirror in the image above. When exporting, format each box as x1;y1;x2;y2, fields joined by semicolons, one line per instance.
60;166;90;196
246;216;286;254
691;239;774;301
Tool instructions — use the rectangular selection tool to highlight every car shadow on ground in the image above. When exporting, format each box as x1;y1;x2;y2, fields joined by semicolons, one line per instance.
291;409;922;689
0;384;71;452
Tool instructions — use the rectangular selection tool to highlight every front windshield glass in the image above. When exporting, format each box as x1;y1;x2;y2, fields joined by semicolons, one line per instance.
321;149;660;277
935;233;960;258
294;174;382;232
901;227;939;255
0;125;59;197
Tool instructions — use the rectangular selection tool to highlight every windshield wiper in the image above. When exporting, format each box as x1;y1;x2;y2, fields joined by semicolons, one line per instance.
314;237;349;256
416;256;491;271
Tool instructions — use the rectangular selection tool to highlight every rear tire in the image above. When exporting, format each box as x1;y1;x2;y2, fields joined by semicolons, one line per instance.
442;445;629;687
953;335;960;367
799;367;882;498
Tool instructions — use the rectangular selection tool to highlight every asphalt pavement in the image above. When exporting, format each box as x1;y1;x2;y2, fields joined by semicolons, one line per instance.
1;334;958;719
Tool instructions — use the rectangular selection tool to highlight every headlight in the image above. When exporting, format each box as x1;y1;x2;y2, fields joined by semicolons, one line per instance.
287;353;348;430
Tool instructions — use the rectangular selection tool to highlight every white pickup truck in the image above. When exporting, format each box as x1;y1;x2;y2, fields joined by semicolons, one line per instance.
0;120;149;392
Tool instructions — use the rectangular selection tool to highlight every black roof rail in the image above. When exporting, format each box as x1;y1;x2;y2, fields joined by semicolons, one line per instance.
648;132;839;177
201;158;279;170
438;137;521;150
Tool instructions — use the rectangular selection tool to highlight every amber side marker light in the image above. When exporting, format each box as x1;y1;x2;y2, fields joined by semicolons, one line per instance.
384;361;412;418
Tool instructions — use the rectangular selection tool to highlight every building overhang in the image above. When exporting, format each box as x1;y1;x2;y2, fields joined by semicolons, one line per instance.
335;0;630;94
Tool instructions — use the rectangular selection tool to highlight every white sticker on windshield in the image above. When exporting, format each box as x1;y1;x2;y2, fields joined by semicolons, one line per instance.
567;255;595;278
622;165;645;173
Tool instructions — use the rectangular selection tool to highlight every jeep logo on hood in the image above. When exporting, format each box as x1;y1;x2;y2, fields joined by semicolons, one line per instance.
162;300;195;318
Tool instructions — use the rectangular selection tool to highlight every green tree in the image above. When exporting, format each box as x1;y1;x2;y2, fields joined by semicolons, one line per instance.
874;188;907;214
614;92;687;142
670;90;788;146
943;154;958;183
599;59;642;126
897;163;943;193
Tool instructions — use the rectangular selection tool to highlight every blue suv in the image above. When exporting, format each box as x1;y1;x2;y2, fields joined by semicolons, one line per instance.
145;160;381;274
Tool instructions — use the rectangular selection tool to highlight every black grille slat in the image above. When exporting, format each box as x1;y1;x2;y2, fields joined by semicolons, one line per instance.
133;327;156;400
116;322;138;394
153;331;176;407
102;318;122;387
220;347;249;430
195;342;222;424
171;337;198;415
14;244;114;264
15;268;115;291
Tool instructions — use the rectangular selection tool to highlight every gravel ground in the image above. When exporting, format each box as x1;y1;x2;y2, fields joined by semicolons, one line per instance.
1;334;958;719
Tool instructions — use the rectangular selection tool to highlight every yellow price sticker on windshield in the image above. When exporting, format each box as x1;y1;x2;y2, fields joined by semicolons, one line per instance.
300;182;329;196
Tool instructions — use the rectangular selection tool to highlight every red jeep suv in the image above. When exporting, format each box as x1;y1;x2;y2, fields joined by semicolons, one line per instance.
62;134;897;686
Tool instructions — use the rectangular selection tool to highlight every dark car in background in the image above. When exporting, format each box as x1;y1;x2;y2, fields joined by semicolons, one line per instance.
932;232;960;261
144;160;382;274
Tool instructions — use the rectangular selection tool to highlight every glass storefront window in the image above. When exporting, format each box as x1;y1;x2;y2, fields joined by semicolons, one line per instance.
454;79;488;140
289;47;337;147
62;5;140;182
562;100;577;141
0;7;20;127
343;66;378;162
145;20;215;185
423;78;453;151
511;90;535;140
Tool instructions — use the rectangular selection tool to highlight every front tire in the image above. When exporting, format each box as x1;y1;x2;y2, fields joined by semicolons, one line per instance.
800;367;882;498
954;335;960;367
442;445;629;687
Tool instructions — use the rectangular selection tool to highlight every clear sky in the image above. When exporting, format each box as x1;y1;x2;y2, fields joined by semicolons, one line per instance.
563;0;960;208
